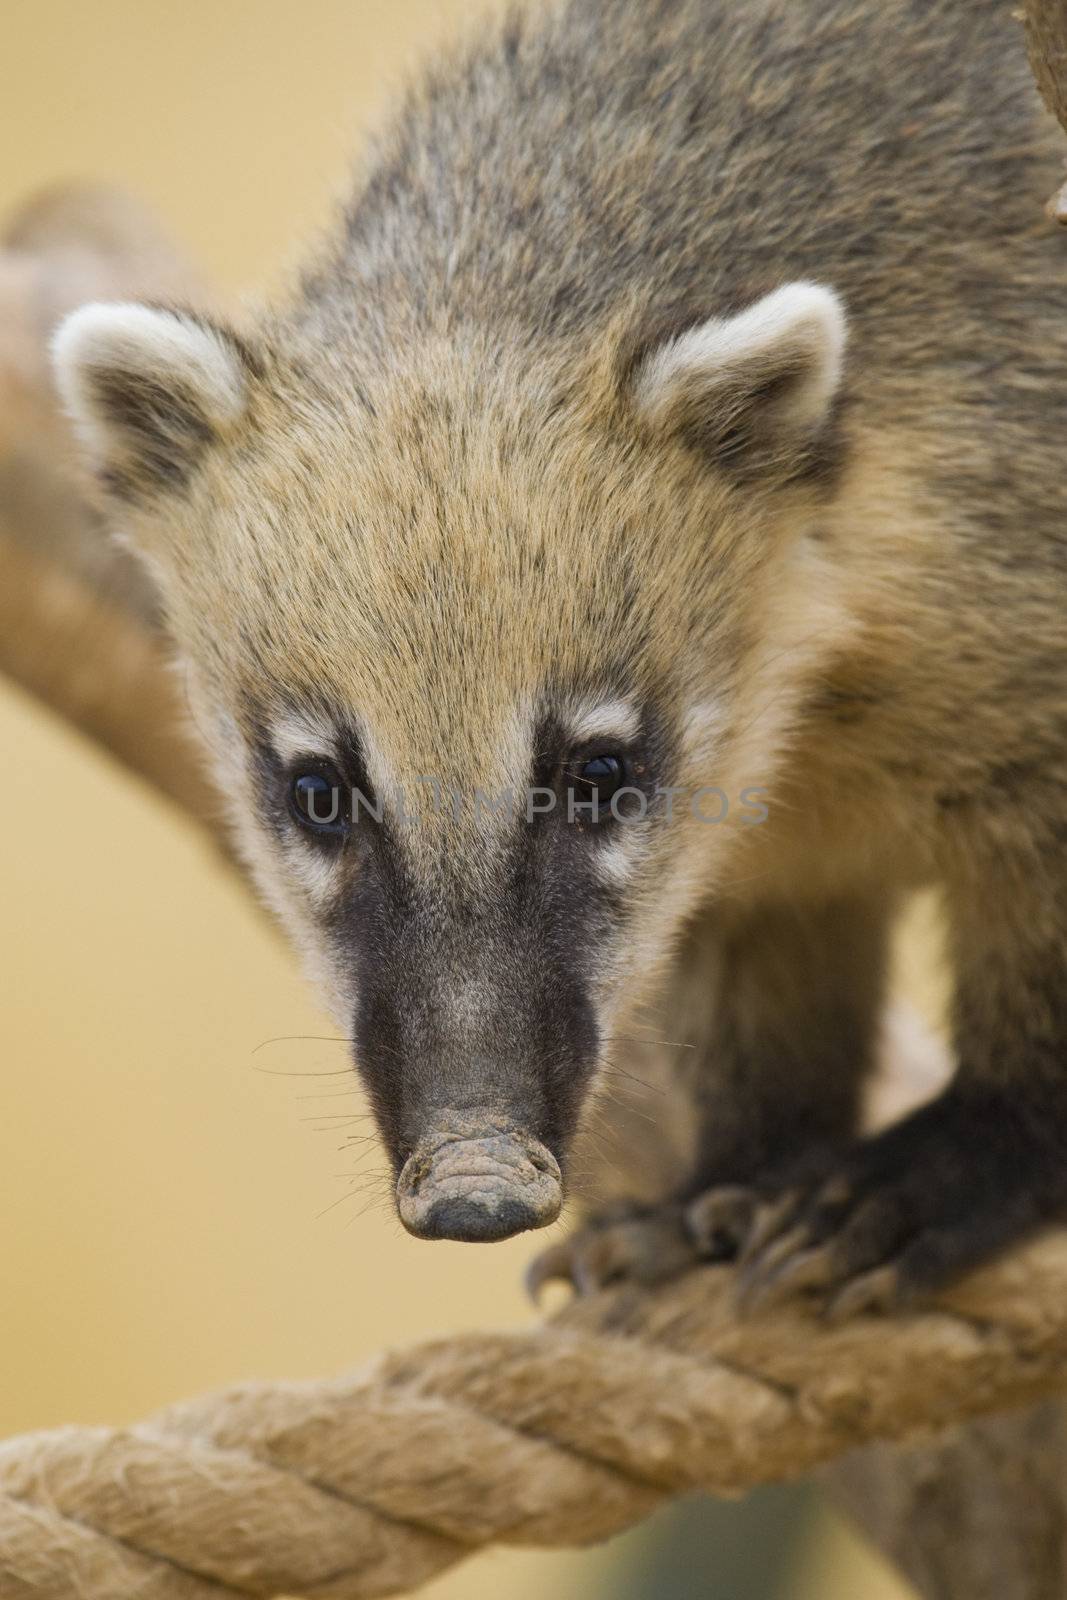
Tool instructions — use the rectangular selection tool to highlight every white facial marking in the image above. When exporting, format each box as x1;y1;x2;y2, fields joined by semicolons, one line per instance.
285;840;344;905
356;724;408;819
594;838;640;887
269;709;342;765
269;711;348;904
564;697;641;746
681;700;728;756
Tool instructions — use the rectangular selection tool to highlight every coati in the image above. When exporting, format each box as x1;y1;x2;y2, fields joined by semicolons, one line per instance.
51;0;1067;1318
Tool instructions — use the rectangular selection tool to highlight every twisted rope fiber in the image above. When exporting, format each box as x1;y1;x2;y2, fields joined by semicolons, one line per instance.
5;1237;1067;1598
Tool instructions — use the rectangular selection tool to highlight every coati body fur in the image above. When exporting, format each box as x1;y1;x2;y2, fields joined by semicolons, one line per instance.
54;0;1067;1312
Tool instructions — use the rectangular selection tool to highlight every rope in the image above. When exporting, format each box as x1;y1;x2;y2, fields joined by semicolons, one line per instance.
4;1236;1067;1598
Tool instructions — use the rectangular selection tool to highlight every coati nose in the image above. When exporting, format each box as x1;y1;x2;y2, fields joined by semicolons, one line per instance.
417;1194;546;1243
396;1116;562;1243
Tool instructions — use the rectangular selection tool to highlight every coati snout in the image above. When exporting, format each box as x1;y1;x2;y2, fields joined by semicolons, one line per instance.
330;754;618;1241
287;760;592;1241
395;1119;563;1242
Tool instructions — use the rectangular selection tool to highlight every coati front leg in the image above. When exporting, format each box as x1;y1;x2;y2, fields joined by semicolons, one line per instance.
528;895;891;1297
740;838;1067;1318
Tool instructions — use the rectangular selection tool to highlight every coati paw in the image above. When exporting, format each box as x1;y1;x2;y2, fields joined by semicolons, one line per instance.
525;1186;759;1301
737;1090;1063;1321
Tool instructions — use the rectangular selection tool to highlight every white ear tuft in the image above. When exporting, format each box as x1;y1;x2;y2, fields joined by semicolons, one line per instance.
52;302;250;498
633;282;847;475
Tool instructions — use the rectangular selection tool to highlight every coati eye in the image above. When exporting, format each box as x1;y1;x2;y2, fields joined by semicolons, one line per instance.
576;753;627;807
290;768;347;834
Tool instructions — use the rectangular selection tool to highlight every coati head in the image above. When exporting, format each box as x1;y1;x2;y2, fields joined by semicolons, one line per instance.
53;281;849;1241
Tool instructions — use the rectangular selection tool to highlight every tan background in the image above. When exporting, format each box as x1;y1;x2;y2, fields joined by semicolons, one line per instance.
0;4;913;1594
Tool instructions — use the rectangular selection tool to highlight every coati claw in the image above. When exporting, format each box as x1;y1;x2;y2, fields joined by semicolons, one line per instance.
525;1203;700;1300
683;1185;759;1259
825;1263;902;1324
737;1191;805;1268
737;1240;837;1317
524;1240;583;1304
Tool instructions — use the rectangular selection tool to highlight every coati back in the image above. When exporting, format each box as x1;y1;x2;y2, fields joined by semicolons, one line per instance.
52;0;1067;1310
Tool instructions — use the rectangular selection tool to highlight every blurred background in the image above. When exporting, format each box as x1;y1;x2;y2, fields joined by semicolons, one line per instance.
0;3;924;1594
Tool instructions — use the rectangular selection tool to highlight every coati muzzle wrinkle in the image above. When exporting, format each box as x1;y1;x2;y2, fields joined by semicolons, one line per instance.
396;1115;563;1242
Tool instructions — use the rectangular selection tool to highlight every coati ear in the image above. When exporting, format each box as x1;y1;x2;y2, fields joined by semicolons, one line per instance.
51;303;252;501
631;282;846;477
